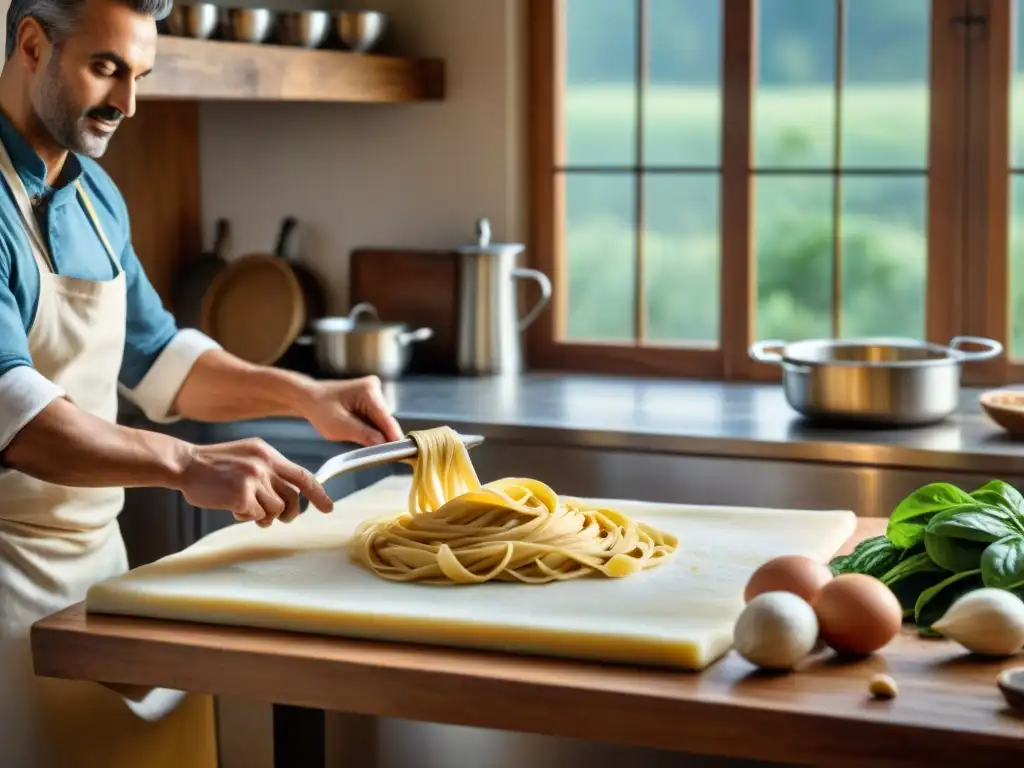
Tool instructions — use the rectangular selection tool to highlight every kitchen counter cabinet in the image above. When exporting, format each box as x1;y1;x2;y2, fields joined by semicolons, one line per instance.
31;519;1024;767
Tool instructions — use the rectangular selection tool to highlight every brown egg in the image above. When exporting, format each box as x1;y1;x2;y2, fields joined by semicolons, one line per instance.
743;554;834;604
811;573;902;655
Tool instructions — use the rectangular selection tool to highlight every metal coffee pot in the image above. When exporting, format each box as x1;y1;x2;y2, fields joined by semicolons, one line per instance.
455;218;552;376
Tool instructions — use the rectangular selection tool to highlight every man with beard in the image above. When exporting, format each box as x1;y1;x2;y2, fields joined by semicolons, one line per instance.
0;0;404;764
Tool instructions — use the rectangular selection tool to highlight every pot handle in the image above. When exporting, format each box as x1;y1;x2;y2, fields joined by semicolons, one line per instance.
274;216;299;261
348;301;380;322
949;336;1004;362
512;267;553;332
212;217;231;261
749;340;785;364
398;327;434;346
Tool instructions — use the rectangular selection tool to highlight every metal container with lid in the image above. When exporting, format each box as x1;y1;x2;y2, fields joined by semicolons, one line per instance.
455;217;552;376
749;336;1003;425
297;302;433;380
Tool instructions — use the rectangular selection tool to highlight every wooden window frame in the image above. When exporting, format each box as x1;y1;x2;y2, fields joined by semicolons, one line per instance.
975;0;1014;385
526;0;1018;385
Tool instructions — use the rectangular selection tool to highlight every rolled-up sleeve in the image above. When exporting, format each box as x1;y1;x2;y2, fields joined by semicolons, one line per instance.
117;240;220;423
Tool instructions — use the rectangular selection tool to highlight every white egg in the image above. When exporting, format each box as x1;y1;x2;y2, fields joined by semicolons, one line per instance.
733;590;820;670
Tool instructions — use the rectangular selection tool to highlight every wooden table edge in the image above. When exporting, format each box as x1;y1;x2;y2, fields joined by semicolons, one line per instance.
29;520;1024;765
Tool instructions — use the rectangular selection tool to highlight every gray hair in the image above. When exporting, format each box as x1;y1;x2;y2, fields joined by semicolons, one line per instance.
6;0;173;58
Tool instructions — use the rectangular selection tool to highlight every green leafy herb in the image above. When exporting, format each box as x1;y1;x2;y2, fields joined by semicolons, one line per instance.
879;552;950;618
885;483;975;549
899;540;927;565
829;479;1024;634
914;569;983;636
970;480;1024;524
981;534;1024;590
926;504;1019;542
923;535;988;573
829;535;901;578
923;504;1017;572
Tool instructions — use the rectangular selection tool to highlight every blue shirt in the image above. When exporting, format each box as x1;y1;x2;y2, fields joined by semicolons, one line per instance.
0;111;177;389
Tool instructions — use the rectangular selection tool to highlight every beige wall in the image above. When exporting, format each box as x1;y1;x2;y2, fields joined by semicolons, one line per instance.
198;0;528;313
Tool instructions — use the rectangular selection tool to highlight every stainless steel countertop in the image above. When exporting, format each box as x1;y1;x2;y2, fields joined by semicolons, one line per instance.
120;373;1024;475
380;373;1024;475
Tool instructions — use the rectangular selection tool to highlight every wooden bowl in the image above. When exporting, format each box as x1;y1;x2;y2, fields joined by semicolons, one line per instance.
979;389;1024;435
997;666;1024;711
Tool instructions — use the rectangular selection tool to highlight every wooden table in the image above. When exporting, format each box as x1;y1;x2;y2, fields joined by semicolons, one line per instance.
30;520;1024;767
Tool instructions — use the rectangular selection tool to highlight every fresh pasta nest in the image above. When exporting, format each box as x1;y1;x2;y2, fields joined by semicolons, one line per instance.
349;426;679;585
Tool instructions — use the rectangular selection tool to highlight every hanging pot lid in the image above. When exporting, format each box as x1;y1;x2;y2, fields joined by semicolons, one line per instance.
454;217;525;257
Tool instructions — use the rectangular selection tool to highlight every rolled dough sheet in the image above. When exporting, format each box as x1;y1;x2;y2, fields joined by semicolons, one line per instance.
88;476;856;671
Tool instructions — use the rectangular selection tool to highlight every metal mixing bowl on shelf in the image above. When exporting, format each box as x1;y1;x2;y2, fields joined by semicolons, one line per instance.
278;10;331;48
336;10;387;53
165;2;219;38
223;7;275;43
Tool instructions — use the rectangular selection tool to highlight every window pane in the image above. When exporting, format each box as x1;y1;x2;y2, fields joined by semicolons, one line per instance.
644;0;721;166
564;173;636;341
1013;11;1024;357
1013;6;1024;167
842;1;929;168
1011;176;1024;357
564;0;637;166
755;175;834;341
840;176;926;338
644;174;719;344
754;0;836;168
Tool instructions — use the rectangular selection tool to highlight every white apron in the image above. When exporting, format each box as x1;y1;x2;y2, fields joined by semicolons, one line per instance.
0;142;216;768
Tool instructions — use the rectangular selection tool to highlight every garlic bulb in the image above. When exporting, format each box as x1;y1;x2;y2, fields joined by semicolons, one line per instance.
733;591;819;670
932;588;1024;656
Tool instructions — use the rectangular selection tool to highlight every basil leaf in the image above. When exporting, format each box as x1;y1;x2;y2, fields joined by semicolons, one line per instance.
885;483;974;549
925;504;1018;543
914;569;983;635
924;533;989;573
971;480;1024;518
880;552;950;618
829;535;901;578
981;534;1024;590
923;504;1018;572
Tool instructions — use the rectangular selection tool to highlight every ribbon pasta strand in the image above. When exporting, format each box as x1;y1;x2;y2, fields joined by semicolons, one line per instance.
350;426;679;585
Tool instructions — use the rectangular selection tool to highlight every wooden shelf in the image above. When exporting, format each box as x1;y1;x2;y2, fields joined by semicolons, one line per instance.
139;35;445;103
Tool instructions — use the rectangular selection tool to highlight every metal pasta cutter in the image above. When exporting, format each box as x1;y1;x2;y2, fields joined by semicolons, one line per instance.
313;433;485;486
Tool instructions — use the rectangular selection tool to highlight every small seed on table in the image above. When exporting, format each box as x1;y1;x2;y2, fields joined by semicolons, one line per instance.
868;673;898;699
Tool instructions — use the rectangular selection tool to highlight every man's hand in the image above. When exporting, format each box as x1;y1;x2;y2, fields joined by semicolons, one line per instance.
301;375;404;446
179;438;333;527
172;352;403;447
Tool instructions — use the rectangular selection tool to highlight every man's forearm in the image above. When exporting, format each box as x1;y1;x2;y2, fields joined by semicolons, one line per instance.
171;349;319;423
2;397;192;489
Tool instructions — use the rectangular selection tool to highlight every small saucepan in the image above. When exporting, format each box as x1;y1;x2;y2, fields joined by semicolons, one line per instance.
296;302;433;380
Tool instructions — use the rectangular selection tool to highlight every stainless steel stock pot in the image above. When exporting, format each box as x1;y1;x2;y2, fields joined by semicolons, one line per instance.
748;336;1003;425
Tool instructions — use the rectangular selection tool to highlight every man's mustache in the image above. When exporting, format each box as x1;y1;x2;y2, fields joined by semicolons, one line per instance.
86;106;123;124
